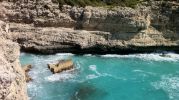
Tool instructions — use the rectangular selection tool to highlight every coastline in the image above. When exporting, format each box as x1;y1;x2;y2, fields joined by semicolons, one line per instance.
20;45;179;55
0;0;179;99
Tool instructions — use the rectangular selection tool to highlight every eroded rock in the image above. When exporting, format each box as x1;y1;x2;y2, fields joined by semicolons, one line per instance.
0;0;177;54
0;38;27;100
22;64;32;82
48;59;74;74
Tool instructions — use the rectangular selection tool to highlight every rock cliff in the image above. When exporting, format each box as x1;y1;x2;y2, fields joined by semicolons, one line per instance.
0;0;178;54
0;21;27;100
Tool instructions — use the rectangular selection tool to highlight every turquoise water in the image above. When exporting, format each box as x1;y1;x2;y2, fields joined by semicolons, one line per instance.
20;53;179;100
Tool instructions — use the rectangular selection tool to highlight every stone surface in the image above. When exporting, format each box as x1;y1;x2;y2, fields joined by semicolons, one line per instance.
22;65;32;82
0;38;27;100
0;19;27;100
48;59;73;74
0;0;178;54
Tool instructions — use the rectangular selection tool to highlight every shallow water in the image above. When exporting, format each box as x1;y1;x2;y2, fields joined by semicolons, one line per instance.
20;53;179;100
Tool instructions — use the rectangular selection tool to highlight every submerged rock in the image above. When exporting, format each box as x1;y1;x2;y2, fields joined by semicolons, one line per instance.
48;59;74;74
22;64;32;82
71;83;108;100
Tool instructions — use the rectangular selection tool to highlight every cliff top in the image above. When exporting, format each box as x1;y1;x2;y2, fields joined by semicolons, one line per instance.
55;0;178;8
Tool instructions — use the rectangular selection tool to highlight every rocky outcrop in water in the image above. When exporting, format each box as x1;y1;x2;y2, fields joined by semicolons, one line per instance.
48;59;74;74
22;64;32;82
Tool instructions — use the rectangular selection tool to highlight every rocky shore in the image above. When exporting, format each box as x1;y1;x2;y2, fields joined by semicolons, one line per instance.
0;22;27;99
0;0;178;54
0;0;179;99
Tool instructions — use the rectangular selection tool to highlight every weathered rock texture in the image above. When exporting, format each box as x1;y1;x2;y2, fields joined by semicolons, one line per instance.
0;21;27;100
0;0;178;54
22;64;32;82
48;59;73;74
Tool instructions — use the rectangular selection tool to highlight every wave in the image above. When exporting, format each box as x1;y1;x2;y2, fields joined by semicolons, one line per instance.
89;65;97;71
20;52;26;56
84;54;93;56
86;74;99;79
56;53;74;56
87;65;126;80
133;70;157;76
27;82;43;100
89;65;101;75
45;72;75;82
151;75;179;100
45;63;80;82
101;53;179;62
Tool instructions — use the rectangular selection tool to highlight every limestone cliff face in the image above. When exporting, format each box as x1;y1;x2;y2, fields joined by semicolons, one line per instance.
0;0;179;53
0;1;179;49
0;0;178;54
0;21;27;100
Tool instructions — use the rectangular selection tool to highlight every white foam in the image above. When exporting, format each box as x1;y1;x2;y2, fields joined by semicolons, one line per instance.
27;96;32;100
101;53;179;62
84;54;93;56
86;74;99;79
133;70;157;76
151;75;179;100
27;82;43;100
133;70;144;72
89;65;97;71
20;52;26;56
102;73;126;80
89;65;101;75
45;72;75;82
88;65;126;80
56;53;74;56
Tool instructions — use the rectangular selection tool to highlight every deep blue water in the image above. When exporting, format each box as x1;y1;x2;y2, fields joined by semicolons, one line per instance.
20;53;179;100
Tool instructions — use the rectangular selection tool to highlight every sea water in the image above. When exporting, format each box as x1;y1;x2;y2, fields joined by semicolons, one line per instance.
20;53;179;100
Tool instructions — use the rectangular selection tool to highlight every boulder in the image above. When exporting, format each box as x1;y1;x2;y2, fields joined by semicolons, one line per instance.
48;59;74;74
23;64;32;72
25;73;32;82
22;64;32;82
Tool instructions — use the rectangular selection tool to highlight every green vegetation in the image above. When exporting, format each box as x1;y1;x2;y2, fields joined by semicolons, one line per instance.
57;0;143;8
